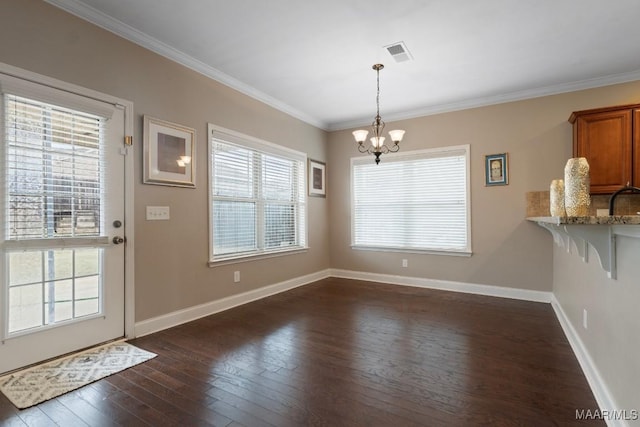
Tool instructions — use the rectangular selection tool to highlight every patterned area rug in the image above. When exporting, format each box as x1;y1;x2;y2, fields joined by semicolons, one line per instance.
0;341;156;409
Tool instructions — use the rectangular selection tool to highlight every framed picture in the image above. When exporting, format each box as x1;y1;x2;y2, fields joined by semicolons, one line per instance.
308;159;326;197
143;115;196;188
485;153;509;186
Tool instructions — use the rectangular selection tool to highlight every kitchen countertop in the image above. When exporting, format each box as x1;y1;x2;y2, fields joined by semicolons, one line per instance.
527;215;640;279
526;216;640;225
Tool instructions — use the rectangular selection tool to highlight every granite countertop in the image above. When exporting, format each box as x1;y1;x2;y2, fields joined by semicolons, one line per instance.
527;216;640;225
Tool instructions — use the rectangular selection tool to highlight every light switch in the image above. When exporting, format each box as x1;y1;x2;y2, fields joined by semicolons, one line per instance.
146;206;170;220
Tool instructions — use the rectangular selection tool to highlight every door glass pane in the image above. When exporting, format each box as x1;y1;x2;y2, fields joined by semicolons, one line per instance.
43;250;73;280
75;248;99;276
8;252;42;286
75;275;100;317
8;284;42;332
5;94;103;240
44;279;73;323
7;248;102;334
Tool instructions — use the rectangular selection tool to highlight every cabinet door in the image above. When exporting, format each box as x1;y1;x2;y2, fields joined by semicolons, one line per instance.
574;109;632;194
634;109;640;188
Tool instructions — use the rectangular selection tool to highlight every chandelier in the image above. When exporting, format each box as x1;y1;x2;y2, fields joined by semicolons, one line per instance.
352;64;405;164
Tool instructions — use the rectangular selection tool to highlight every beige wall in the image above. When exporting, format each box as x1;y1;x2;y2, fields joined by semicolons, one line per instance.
0;0;329;321
554;239;640;422
2;0;640;417
328;82;640;291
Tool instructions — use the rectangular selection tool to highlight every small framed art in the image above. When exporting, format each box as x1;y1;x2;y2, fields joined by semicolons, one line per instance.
143;115;196;188
485;153;508;186
308;159;326;197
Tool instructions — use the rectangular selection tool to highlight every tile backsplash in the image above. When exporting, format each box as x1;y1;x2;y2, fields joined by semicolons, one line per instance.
526;191;640;217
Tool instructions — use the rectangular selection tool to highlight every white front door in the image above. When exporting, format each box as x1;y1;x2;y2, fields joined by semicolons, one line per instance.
0;75;127;374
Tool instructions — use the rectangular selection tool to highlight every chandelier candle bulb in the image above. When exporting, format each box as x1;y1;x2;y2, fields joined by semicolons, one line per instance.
371;136;385;148
353;129;369;143
388;129;405;143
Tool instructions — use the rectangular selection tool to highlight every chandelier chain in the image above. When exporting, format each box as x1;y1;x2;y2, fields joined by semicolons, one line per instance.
376;66;380;121
351;63;405;164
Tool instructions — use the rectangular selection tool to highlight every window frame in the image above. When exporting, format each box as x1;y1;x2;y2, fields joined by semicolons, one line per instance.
208;124;308;265
350;144;472;256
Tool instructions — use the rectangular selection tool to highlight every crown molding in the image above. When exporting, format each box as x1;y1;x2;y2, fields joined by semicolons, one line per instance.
329;69;640;131
44;0;328;130
43;1;640;133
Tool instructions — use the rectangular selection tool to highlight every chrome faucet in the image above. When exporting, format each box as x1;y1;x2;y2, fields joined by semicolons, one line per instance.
608;182;640;215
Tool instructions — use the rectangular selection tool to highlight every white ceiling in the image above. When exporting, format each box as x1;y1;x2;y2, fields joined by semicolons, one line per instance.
46;0;640;130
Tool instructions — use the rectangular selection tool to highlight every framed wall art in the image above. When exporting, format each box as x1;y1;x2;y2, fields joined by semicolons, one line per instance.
485;153;508;186
143;115;196;188
308;159;326;197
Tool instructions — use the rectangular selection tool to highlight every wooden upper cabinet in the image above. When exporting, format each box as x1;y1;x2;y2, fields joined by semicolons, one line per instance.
635;109;640;188
569;104;639;194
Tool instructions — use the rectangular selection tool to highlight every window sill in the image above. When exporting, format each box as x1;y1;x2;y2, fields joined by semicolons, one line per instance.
209;247;309;267
351;245;472;257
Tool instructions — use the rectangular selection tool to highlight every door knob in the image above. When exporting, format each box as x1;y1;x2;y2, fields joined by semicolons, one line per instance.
112;236;125;244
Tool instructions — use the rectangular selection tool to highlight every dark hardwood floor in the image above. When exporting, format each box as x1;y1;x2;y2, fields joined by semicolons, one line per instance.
0;278;604;426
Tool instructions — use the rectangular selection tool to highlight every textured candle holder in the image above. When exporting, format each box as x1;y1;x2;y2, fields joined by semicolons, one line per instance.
550;179;566;216
564;157;590;216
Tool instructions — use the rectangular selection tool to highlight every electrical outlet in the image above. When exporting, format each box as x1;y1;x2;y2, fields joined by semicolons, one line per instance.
146;206;170;220
402;259;408;268
583;309;588;330
234;271;240;283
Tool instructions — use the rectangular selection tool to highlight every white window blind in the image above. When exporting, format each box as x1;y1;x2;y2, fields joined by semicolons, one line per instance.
352;145;471;254
3;92;107;334
4;94;104;240
209;126;306;262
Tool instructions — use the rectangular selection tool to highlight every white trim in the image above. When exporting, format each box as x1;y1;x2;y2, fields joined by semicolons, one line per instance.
45;2;640;132
135;268;551;338
209;124;307;162
0;63;136;367
329;69;640;131
208;123;308;264
0;62;130;110
130;267;627;425
0;61;136;341
208;247;308;267
350;145;472;255
134;269;331;337
43;0;325;130
122;101;135;341
351;245;472;257
330;269;552;303
128;262;633;427
550;295;625;427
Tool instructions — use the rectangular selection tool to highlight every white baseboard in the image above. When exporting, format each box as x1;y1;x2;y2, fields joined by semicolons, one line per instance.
134;269;331;337
550;295;626;427
135;268;549;338
330;269;552;303
134;267;622;425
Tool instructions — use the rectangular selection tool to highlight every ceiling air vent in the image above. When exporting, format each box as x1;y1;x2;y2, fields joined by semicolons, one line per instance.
384;41;413;63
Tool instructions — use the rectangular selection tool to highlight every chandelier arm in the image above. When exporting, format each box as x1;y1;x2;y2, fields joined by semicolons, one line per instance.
357;144;369;154
389;144;400;153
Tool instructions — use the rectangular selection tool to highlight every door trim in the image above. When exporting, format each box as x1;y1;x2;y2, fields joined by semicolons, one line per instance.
0;61;135;341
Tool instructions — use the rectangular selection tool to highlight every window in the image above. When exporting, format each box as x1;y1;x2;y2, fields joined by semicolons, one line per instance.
209;125;307;263
3;93;106;333
351;145;471;255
